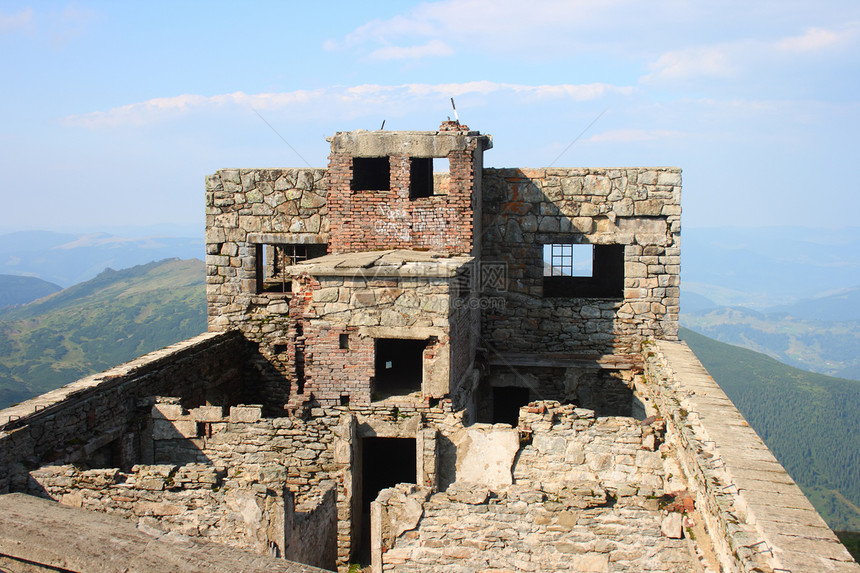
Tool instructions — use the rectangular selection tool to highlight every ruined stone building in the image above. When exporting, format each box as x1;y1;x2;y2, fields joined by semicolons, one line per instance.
0;122;857;573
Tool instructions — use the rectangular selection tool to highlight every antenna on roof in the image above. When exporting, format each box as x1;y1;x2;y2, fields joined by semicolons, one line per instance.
380;120;385;130
450;98;459;124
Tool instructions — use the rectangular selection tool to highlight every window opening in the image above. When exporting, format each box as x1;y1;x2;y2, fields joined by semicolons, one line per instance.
339;333;350;350
543;243;624;298
351;157;390;191
295;323;305;395
409;157;433;199
433;157;451;196
374;338;427;398
544;244;593;277
255;243;327;293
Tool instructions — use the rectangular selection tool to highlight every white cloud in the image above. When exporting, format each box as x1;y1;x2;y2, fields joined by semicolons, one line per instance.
64;82;632;129
0;7;34;34
643;22;860;84
776;26;852;53
367;40;454;61
642;46;737;83
327;0;631;59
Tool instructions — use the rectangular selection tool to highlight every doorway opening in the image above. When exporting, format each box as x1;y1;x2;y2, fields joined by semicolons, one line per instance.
492;386;531;426
356;437;417;565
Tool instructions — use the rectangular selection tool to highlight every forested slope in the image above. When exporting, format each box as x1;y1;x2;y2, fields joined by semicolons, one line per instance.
680;327;860;532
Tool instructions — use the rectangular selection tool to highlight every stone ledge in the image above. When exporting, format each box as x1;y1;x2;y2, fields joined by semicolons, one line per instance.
652;340;859;572
0;331;238;430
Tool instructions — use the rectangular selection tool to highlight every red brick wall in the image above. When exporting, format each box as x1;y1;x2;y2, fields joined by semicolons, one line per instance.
327;145;477;254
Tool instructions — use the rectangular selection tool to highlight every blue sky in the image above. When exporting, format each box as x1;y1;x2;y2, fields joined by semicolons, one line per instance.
1;0;858;235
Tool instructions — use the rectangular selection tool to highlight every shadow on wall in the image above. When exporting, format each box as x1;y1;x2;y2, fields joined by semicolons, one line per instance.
479;167;680;358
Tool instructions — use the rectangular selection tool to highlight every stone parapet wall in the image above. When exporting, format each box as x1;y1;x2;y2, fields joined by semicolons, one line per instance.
642;340;860;573
0;331;250;494
480;167;681;355
28;464;286;556
0;493;331;573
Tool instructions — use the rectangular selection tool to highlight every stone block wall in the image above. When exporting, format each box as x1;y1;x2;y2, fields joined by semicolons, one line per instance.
28;463;337;568
372;401;698;573
480;167;681;355
147;398;340;501
513;402;664;496
205;168;329;409
285;486;338;570
28;464;286;556
0;332;250;494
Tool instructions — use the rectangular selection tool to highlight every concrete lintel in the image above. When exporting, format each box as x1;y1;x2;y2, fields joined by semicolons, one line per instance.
359;326;445;340
328;130;492;157
246;232;329;244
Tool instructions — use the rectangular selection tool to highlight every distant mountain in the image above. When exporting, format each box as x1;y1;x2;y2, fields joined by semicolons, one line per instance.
0;231;202;287
680;290;718;314
680;327;860;533
0;258;206;409
764;286;860;322
0;275;62;308
681;304;860;381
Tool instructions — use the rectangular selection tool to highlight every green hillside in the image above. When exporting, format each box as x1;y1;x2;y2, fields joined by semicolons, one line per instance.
0;274;62;308
0;258;207;409
680;327;860;532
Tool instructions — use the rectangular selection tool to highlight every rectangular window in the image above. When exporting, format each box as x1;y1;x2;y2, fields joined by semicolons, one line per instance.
351;157;390;191
255;243;327;293
543;244;594;277
542;243;624;298
409;157;433;199
373;338;427;397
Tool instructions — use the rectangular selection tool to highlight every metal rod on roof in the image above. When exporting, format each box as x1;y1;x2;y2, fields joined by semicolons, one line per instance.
451;98;459;123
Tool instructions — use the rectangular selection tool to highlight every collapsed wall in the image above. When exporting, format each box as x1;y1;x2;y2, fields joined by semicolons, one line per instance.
372;402;701;573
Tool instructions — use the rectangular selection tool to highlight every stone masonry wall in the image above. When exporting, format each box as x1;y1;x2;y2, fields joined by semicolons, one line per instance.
205;168;329;409
148;400;340;502
285;486;338;571
481;167;681;356
28;464;286;556
375;401;698;573
28;463;337;569
0;332;249;495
